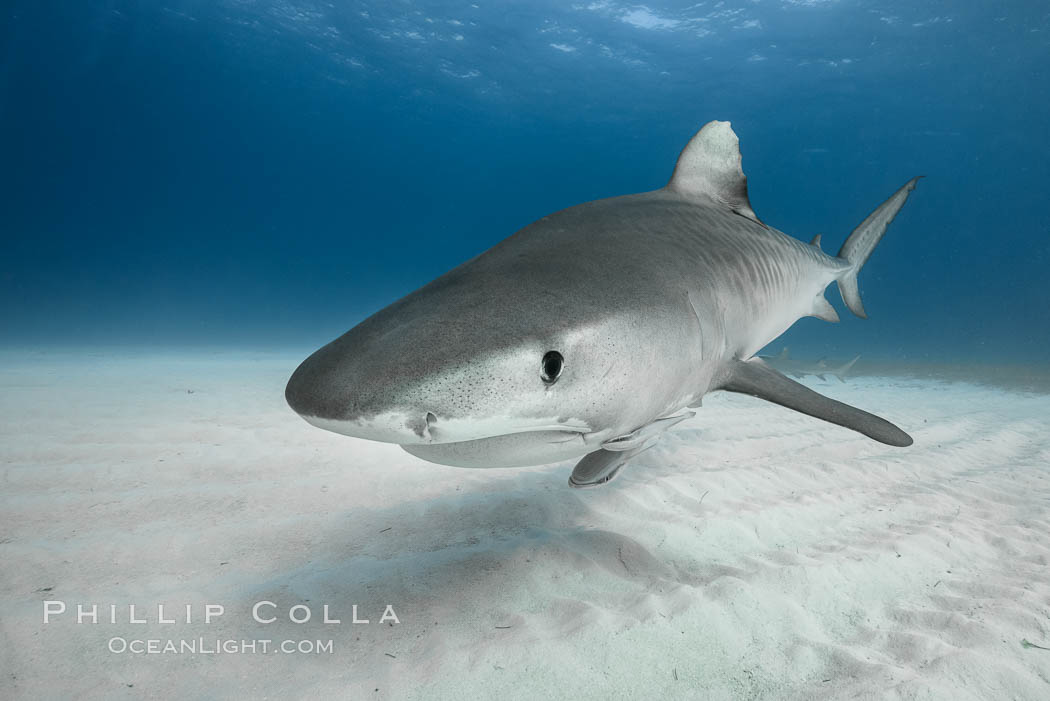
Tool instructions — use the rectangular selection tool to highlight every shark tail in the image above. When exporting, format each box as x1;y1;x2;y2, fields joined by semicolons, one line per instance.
836;177;922;318
830;355;861;382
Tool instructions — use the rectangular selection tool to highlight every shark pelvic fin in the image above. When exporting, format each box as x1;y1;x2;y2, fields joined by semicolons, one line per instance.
667;121;764;227
569;444;652;489
809;293;840;323
836;177;922;318
721;358;912;447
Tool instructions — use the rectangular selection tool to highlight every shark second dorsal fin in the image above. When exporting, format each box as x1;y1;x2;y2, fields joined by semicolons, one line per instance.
667;120;764;227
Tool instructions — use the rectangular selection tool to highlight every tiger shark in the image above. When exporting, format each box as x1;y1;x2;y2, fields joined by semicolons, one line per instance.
761;348;861;382
286;121;919;488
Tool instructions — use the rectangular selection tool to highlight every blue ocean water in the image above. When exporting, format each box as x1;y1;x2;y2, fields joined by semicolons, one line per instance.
2;1;1048;366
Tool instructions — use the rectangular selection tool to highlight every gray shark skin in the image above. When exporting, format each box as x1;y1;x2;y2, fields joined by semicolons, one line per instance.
286;121;920;488
761;348;861;382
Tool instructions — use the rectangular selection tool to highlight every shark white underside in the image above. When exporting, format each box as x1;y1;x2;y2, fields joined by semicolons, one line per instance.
301;412;603;467
286;120;920;488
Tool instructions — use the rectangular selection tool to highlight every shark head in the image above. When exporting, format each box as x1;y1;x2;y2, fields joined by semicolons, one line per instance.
285;241;693;467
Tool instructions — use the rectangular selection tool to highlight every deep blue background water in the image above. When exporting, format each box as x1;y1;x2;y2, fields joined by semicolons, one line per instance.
2;1;1048;364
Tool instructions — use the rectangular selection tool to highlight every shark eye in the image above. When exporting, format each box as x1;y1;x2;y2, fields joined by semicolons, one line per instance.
541;351;564;384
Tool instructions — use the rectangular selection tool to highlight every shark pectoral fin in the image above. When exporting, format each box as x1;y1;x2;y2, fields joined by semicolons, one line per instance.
722;358;913;447
600;411;696;452
569;444;653;489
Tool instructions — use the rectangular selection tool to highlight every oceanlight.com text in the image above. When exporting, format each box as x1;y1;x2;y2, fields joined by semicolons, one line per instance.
107;637;334;655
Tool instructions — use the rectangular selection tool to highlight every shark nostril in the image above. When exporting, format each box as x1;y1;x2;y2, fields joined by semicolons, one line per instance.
423;412;438;442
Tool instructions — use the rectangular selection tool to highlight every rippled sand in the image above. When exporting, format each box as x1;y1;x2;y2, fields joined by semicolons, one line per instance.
2;349;1049;699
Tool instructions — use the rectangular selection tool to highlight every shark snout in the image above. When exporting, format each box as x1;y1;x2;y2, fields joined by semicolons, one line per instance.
284;343;437;445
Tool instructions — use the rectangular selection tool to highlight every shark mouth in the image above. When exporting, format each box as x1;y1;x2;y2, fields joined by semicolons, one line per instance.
296;411;595;448
424;416;595;445
401;428;596;468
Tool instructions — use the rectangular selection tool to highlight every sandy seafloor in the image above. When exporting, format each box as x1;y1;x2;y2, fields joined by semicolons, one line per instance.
2;348;1049;700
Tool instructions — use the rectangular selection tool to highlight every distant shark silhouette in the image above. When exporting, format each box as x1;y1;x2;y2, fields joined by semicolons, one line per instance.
761;348;861;382
287;121;920;488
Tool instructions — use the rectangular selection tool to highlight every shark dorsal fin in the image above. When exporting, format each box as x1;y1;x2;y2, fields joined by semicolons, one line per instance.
667;120;764;227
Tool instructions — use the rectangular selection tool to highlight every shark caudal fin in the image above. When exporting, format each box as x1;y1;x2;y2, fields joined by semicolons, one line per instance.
836;177;922;319
830;355;861;382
